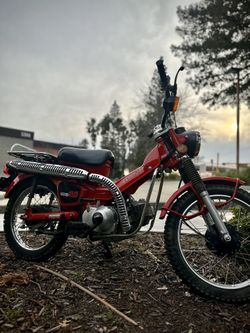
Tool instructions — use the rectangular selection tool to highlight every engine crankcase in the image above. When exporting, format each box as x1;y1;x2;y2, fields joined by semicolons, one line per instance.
82;205;117;234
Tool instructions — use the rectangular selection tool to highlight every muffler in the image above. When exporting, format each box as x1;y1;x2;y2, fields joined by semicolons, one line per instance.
8;160;89;180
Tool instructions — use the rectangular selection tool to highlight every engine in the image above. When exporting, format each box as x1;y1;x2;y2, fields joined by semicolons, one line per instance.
127;197;155;231
82;205;118;234
81;197;154;235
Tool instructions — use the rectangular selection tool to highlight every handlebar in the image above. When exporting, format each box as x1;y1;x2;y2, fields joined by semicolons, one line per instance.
156;58;184;96
156;59;170;90
155;58;184;129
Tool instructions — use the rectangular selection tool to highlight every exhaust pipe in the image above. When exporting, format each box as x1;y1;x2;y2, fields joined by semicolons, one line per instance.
89;173;131;232
8;160;131;233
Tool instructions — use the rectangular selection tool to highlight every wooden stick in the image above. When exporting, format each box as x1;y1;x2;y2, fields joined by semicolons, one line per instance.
35;265;143;330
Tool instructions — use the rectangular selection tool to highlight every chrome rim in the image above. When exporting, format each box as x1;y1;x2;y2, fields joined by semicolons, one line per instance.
10;185;60;251
178;194;250;289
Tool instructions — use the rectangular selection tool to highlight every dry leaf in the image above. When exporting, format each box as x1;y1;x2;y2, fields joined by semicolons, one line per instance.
0;272;30;286
59;319;71;328
0;262;6;271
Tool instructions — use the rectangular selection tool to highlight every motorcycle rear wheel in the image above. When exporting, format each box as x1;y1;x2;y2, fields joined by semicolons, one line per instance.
165;184;250;302
4;179;68;261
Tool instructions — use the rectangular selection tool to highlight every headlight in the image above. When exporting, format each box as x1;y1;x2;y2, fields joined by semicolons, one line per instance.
185;131;201;158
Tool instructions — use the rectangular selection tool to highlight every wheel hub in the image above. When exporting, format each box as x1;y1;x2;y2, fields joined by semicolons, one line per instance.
205;223;241;256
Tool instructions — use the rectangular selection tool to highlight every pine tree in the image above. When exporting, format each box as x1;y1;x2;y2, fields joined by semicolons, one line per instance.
127;69;164;168
98;101;128;178
127;62;208;169
172;0;250;106
79;138;89;148
86;118;98;148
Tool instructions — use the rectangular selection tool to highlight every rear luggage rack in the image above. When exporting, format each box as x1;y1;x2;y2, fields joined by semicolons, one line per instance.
8;151;58;164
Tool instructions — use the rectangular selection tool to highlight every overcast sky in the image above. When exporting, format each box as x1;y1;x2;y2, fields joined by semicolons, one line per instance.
0;0;249;165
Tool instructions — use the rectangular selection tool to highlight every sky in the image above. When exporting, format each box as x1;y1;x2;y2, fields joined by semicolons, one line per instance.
0;0;249;165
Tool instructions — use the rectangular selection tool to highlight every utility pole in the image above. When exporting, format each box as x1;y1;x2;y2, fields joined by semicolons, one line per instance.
231;67;241;177
236;69;240;177
211;159;214;175
216;153;219;174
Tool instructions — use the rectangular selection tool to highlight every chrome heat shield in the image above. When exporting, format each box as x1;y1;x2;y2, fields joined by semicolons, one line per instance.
8;160;89;180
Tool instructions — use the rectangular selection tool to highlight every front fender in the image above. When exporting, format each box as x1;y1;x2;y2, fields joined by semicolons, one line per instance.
159;176;245;219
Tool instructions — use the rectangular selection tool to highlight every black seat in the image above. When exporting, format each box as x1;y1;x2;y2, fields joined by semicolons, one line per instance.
58;147;114;166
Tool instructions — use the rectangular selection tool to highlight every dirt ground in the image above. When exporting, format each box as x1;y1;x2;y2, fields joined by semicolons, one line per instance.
0;232;249;333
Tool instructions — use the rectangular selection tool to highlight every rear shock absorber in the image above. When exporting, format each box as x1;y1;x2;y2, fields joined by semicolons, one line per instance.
180;156;232;242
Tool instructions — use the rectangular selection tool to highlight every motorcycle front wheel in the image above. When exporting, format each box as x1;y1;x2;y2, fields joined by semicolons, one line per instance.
4;179;68;261
165;184;250;302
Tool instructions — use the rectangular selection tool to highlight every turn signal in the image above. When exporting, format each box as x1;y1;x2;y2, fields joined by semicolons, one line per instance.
173;97;180;113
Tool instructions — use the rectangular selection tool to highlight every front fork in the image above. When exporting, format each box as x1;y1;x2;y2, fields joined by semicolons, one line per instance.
180;156;232;242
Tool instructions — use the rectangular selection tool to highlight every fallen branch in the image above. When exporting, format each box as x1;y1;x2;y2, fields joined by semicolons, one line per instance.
35;265;143;330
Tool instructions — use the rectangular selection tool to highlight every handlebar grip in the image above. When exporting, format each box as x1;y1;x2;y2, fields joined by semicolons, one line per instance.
156;59;169;89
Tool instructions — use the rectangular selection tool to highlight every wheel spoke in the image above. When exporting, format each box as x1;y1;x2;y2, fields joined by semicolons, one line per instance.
176;190;250;289
196;254;227;276
182;218;206;236
11;185;60;250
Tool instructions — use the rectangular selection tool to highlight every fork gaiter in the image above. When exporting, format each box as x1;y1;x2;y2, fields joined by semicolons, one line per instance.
180;156;206;193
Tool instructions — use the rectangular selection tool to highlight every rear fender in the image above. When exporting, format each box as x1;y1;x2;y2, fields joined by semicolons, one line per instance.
5;174;35;198
159;176;245;219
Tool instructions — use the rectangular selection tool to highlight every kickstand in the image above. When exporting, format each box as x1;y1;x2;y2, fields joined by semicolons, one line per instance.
102;241;113;258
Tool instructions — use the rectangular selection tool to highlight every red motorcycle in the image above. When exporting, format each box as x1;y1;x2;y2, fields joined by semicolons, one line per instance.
0;59;249;302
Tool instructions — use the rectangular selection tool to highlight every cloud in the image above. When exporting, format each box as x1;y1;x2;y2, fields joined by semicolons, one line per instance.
0;0;190;144
0;0;248;165
199;105;250;163
204;105;250;141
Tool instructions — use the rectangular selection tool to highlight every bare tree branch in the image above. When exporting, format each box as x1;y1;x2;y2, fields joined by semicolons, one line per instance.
35;265;144;330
